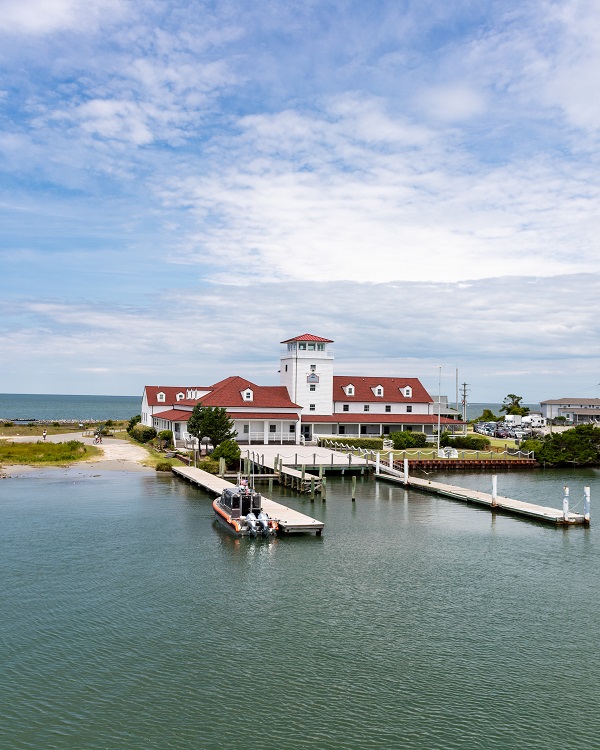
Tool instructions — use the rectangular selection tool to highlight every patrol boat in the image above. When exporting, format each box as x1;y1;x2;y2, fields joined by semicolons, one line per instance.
213;481;278;537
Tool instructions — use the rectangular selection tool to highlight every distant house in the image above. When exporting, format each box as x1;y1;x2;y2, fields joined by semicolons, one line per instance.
141;334;463;445
540;398;600;424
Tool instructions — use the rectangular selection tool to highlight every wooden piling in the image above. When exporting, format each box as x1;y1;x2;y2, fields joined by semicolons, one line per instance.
322;476;327;501
351;475;356;502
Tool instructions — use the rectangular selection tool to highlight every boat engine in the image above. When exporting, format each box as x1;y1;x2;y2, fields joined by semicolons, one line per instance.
257;510;272;536
246;511;259;536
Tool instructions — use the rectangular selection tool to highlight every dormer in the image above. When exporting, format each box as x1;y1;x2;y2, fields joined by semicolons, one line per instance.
157;391;165;402
402;386;412;398
372;385;384;398
242;388;254;402
344;384;355;397
176;392;185;401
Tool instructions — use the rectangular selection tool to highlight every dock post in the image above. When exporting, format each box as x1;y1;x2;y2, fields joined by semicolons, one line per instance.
376;452;380;475
584;486;591;524
301;465;305;485
275;454;279;474
322;476;327;501
319;464;323;479
313;453;316;467
491;475;497;507
219;457;226;477
268;477;273;494
389;451;394;468
331;453;334;467
310;476;315;501
563;486;570;521
352;475;356;502
403;457;408;484
295;453;298;468
348;453;352;467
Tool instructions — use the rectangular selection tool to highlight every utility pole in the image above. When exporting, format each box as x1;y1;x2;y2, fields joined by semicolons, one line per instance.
460;382;469;435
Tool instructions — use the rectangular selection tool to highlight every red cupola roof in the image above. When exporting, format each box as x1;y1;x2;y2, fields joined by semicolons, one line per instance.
280;333;334;343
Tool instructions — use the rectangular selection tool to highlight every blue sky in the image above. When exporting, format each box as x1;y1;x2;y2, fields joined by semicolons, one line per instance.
2;0;600;402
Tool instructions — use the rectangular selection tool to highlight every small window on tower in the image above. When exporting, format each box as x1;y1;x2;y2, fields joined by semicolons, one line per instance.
317;344;325;351
385;405;391;413
310;384;316;392
364;405;370;412
310;404;316;411
310;364;316;372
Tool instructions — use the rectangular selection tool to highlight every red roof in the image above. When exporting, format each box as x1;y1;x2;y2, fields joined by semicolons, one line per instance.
333;376;432;404
280;333;334;343
152;409;194;421
303;414;460;424
201;376;301;409
145;386;211;406
226;412;301;420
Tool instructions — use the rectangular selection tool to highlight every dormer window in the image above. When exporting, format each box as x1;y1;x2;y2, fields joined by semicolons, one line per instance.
157;392;165;402
242;388;253;402
373;385;384;397
176;392;185;401
345;384;355;397
402;386;412;398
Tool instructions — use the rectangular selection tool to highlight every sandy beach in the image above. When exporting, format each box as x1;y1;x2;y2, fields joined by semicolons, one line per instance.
1;432;154;476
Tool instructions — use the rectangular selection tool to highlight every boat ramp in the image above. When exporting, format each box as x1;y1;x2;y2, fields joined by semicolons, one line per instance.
172;466;324;535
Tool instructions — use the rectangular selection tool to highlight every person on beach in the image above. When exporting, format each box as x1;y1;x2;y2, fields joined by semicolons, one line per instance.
42;429;47;441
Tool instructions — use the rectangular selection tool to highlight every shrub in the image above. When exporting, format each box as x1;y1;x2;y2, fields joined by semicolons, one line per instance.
52;422;60;427
105;419;114;427
441;435;490;450
390;431;428;449
319;437;384;449
211;439;241;467
3;421;14;427
127;415;142;433
130;424;157;443
155;461;173;472
198;457;220;474
157;429;174;449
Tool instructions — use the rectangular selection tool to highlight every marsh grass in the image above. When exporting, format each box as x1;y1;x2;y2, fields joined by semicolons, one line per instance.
0;440;101;465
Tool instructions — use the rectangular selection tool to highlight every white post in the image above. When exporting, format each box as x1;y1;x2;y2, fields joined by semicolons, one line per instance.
375;452;381;475
584;486;591;523
403;457;408;484
491;475;497;507
388;451;394;468
563;486;570;521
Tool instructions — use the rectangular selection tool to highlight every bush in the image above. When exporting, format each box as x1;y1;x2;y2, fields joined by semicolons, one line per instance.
155;461;173;472
130;424;157;443
198;457;220;474
52;422;60;427
127;415;142;433
156;430;174;449
211;439;241;467
3;421;14;427
105;419;114;427
390;431;428;449
440;434;490;450
318;437;384;449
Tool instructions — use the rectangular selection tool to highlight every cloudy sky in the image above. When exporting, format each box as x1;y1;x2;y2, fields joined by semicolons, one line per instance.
1;0;600;402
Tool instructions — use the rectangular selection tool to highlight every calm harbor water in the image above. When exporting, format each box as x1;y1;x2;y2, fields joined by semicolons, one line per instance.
0;393;140;422
2;467;599;750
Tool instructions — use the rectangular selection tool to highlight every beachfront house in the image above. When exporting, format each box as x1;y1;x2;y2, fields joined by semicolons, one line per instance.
540;398;600;424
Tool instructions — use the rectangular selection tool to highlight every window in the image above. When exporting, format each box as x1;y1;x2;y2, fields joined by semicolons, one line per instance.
269;424;277;433
403;386;412;398
360;426;367;434
176;392;184;401
243;425;249;434
339;426;346;434
310;384;316;392
345;384;354;396
310;364;316;372
157;392;165;402
308;343;315;350
285;365;288;372
317;344;325;351
343;404;349;412
289;424;295;432
376;387;383;397
364;405;370;412
299;343;306;350
385;405;391;413
310;404;316;411
383;426;390;434
406;405;412;413
242;389;253;401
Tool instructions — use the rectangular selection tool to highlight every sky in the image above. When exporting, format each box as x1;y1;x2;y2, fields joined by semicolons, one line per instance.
1;0;600;403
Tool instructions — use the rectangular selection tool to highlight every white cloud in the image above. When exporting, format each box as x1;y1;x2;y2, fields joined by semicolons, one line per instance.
0;0;126;35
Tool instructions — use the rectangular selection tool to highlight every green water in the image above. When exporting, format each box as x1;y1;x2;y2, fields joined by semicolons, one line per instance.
1;468;599;750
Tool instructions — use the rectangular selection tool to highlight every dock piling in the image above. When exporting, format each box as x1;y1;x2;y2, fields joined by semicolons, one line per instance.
322;476;327;501
584;486;591;524
403;457;408;484
563;486;570;520
492;475;497;507
351;475;356;502
310;476;315;501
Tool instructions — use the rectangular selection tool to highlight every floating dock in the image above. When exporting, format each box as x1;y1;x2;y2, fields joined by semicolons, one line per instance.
377;469;589;525
172;466;324;535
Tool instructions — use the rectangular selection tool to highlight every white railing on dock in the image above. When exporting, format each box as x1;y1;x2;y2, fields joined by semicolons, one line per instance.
318;439;535;462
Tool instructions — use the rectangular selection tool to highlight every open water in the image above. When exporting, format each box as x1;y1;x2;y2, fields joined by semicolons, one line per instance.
0;394;140;422
1;467;599;750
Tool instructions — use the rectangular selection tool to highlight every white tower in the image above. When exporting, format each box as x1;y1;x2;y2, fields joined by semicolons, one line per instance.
280;334;334;416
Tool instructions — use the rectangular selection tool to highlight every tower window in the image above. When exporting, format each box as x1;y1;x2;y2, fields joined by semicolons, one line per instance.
310;364;316;372
310;384;316;392
385;405;391;413
343;404;349;412
299;343;306;350
285;365;288;372
310;404;316;411
364;405;370;412
317;344;325;351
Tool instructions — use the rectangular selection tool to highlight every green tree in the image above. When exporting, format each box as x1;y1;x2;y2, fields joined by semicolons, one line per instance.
187;405;236;450
500;394;530;417
534;424;600;466
212;439;241;467
474;408;500;423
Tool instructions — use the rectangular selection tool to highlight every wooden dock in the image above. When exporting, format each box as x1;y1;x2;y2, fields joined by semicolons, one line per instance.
172;466;324;535
377;471;588;525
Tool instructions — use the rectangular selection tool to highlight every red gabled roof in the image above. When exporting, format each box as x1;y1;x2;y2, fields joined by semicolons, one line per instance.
226;412;301;420
333;376;432;404
145;386;211;407
303;414;461;424
152;409;194;421
280;333;334;343
201;376;301;409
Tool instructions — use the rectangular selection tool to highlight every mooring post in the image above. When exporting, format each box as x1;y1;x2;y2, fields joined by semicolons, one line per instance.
310;476;315;501
563;486;570;521
219;457;225;477
331;453;334;467
389;451;394;468
295;452;298;468
274;454;279;475
376;452;381;475
584;486;591;524
268;477;273;494
319;464;323;479
351;475;356;502
403;457;408;484
322;476;327;501
301;465;306;484
491;475;497;507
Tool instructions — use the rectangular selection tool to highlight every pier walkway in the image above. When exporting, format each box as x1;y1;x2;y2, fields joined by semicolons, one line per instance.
376;466;588;525
172;466;324;535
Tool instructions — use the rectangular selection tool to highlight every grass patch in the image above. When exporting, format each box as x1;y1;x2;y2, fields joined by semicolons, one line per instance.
0;440;102;465
0;420;128;439
119;430;186;469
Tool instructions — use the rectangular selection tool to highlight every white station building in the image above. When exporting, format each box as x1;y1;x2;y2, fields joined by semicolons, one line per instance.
141;333;461;445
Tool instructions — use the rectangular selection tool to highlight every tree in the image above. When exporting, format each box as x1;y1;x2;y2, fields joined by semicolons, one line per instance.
499;394;530;417
212;439;241;467
187;405;236;451
474;408;500;423
533;424;600;466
